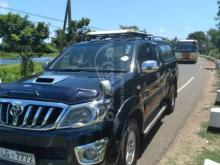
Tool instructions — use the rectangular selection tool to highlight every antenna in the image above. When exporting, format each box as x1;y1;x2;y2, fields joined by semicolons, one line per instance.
63;0;72;31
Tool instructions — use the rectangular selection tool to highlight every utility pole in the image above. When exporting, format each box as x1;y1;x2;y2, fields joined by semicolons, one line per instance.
63;0;72;31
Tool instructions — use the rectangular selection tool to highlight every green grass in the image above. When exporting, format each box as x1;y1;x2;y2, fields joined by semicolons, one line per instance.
213;70;220;90
0;63;43;83
196;122;220;164
197;122;220;143
0;51;58;59
197;148;220;165
0;51;19;59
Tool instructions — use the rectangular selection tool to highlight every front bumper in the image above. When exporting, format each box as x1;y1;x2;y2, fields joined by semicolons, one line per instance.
0;125;112;165
176;53;198;62
177;58;197;62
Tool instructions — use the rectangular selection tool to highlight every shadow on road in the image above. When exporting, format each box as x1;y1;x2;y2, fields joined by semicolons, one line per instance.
138;116;164;159
203;67;216;71
178;61;196;64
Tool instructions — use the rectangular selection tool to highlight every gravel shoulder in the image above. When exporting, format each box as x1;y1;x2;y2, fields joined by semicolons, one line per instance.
159;60;217;165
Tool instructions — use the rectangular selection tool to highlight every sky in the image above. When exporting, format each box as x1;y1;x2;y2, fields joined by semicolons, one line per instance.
0;0;219;40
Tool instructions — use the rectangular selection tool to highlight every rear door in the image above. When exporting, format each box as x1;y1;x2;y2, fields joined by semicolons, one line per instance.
158;44;177;98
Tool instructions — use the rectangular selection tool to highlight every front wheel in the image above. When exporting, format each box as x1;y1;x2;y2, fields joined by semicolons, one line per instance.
118;118;140;165
166;84;176;115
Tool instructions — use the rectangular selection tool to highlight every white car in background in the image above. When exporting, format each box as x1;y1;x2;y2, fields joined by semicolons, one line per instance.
175;39;200;63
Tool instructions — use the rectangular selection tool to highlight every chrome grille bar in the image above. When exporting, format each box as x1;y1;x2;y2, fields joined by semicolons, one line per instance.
6;104;11;124
31;107;43;127
0;98;69;131
22;106;33;126
41;108;53;127
0;103;2;122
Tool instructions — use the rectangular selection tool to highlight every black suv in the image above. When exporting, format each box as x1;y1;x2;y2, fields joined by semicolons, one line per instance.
0;30;178;165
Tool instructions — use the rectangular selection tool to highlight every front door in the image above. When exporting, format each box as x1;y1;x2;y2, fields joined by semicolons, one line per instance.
137;44;162;125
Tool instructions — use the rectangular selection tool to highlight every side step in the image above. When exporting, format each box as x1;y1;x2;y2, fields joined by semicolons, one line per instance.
143;105;167;134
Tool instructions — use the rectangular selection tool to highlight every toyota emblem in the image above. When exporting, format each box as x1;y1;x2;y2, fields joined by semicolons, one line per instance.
10;104;24;117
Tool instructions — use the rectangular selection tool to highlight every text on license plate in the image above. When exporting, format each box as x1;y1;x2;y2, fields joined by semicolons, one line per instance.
0;147;36;165
182;53;190;58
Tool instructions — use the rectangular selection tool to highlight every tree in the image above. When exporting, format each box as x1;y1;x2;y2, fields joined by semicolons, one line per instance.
0;13;49;77
119;25;147;32
119;25;140;31
171;37;179;48
52;18;90;51
217;0;220;29
188;31;208;54
207;29;220;49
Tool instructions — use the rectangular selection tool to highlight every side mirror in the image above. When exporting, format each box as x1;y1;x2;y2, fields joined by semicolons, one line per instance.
42;61;51;70
100;80;113;97
142;60;159;73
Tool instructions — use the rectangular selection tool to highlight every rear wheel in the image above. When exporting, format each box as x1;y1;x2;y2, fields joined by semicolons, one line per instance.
118;118;140;165
166;84;176;114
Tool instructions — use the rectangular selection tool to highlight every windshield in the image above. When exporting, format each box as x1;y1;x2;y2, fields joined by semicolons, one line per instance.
176;42;198;53
49;41;134;72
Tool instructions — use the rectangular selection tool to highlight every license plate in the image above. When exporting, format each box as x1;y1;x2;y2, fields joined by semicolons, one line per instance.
182;53;190;58
0;147;36;165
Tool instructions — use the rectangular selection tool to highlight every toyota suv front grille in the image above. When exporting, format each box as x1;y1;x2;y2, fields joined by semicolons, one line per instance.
0;99;68;130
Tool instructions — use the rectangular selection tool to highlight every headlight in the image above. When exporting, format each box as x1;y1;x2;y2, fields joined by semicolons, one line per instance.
57;100;107;129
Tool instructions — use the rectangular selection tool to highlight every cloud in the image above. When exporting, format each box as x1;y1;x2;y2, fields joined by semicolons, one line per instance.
0;1;8;8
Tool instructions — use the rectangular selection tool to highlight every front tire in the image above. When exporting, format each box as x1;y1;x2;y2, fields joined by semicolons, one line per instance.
118;118;140;165
166;84;176;114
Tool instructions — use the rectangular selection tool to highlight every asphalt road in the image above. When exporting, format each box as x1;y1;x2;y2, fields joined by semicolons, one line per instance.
137;57;215;165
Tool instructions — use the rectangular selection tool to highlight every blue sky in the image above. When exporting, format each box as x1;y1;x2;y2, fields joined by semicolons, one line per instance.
0;0;218;39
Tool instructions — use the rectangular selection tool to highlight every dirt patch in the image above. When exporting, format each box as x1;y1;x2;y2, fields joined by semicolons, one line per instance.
159;60;217;165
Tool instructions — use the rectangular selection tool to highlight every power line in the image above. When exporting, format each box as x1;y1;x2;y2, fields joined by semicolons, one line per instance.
0;6;64;22
0;5;108;31
31;20;62;29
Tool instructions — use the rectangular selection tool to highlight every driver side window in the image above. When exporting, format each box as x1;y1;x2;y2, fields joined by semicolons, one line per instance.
137;44;158;70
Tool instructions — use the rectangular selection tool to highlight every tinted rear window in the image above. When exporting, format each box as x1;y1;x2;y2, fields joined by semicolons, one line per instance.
159;44;175;60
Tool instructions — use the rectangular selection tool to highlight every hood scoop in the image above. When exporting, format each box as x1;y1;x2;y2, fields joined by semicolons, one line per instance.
36;78;54;83
32;75;70;84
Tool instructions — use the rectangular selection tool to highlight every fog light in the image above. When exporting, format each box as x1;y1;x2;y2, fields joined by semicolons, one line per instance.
83;148;98;161
74;138;108;165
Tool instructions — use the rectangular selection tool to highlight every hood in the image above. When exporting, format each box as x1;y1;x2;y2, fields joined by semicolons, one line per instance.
0;72;122;105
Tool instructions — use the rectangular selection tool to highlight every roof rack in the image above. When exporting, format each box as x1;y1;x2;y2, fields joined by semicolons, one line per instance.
87;29;152;40
148;36;169;41
178;39;198;43
86;29;169;41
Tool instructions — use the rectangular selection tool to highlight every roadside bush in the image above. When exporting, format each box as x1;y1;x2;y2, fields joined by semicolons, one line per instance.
208;49;220;59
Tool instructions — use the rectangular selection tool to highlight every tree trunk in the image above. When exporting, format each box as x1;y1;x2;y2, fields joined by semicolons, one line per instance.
20;56;33;78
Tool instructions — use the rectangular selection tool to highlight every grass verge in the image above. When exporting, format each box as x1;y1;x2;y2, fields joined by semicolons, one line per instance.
0;63;42;83
0;51;58;59
196;70;220;165
197;122;220;143
196;122;220;164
